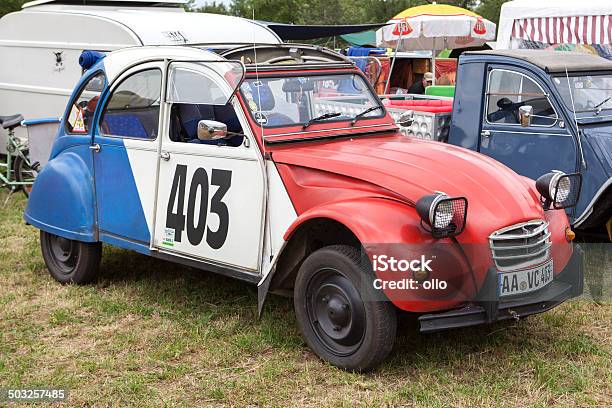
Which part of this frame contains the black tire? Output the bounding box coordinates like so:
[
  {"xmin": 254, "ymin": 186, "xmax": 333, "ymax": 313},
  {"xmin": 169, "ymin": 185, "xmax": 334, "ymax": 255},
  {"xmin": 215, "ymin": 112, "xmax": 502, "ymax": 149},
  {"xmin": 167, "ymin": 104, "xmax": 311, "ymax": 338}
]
[
  {"xmin": 40, "ymin": 231, "xmax": 102, "ymax": 284},
  {"xmin": 13, "ymin": 152, "xmax": 35, "ymax": 198},
  {"xmin": 293, "ymin": 245, "xmax": 397, "ymax": 372}
]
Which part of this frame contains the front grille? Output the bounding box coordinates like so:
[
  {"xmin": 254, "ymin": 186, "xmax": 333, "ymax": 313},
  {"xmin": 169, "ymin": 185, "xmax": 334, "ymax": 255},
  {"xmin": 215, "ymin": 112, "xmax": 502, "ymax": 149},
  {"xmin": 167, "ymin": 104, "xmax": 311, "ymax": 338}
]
[{"xmin": 489, "ymin": 220, "xmax": 552, "ymax": 271}]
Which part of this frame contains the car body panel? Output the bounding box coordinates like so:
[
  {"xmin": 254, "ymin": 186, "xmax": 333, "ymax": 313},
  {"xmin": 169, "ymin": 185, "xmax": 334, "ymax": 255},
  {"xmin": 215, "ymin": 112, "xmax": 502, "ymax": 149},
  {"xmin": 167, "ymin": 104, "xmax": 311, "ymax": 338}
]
[{"xmin": 25, "ymin": 145, "xmax": 97, "ymax": 242}]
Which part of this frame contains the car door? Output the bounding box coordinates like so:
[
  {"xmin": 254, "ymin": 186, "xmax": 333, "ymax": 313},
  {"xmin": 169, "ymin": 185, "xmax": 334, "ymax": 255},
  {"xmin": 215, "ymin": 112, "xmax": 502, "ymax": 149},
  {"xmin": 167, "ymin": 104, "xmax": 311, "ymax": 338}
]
[
  {"xmin": 152, "ymin": 61, "xmax": 265, "ymax": 273},
  {"xmin": 93, "ymin": 62, "xmax": 163, "ymax": 249},
  {"xmin": 479, "ymin": 67, "xmax": 579, "ymax": 180}
]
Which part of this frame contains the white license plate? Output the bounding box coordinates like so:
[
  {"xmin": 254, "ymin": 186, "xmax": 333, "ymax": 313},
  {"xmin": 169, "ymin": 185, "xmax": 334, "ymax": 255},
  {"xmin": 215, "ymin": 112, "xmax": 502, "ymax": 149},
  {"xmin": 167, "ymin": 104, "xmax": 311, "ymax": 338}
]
[{"xmin": 498, "ymin": 259, "xmax": 554, "ymax": 297}]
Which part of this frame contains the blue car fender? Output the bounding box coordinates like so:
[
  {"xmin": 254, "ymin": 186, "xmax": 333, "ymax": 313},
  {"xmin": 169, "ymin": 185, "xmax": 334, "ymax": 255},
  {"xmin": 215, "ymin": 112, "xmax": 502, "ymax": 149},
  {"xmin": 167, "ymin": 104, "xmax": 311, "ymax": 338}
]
[{"xmin": 24, "ymin": 146, "xmax": 97, "ymax": 242}]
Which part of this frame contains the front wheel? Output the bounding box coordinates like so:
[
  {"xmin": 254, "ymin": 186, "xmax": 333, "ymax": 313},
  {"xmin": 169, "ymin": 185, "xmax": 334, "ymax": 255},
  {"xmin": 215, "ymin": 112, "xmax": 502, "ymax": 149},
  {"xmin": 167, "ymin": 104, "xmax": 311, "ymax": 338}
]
[
  {"xmin": 294, "ymin": 245, "xmax": 397, "ymax": 372},
  {"xmin": 13, "ymin": 152, "xmax": 35, "ymax": 197},
  {"xmin": 40, "ymin": 231, "xmax": 102, "ymax": 284}
]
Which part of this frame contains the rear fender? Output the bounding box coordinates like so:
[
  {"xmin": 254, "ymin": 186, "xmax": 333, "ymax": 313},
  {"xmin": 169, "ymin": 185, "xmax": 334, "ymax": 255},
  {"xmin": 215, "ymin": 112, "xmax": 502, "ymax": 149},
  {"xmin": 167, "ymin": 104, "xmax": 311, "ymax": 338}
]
[{"xmin": 24, "ymin": 146, "xmax": 96, "ymax": 242}]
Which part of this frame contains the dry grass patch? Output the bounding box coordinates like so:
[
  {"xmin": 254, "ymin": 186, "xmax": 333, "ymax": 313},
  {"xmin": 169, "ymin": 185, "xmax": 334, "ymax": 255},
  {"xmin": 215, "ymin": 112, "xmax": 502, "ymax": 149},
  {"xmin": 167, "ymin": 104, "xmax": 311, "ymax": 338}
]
[{"xmin": 0, "ymin": 191, "xmax": 610, "ymax": 407}]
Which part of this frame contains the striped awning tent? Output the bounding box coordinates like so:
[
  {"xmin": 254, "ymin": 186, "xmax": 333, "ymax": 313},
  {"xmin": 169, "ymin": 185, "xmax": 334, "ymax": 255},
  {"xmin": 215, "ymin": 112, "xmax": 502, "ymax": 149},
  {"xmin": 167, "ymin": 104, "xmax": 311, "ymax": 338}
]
[
  {"xmin": 497, "ymin": 0, "xmax": 612, "ymax": 49},
  {"xmin": 512, "ymin": 15, "xmax": 612, "ymax": 45}
]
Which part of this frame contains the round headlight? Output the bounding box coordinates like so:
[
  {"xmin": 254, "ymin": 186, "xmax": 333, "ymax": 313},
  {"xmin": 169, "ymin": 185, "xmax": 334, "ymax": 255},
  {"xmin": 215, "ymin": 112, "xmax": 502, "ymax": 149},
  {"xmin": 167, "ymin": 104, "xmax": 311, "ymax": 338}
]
[
  {"xmin": 535, "ymin": 171, "xmax": 582, "ymax": 209},
  {"xmin": 415, "ymin": 193, "xmax": 468, "ymax": 238}
]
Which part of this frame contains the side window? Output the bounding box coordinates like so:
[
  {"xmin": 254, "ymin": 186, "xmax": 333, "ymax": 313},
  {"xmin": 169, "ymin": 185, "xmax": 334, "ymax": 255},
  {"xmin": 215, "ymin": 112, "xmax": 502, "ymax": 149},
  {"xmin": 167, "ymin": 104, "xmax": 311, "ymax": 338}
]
[
  {"xmin": 100, "ymin": 69, "xmax": 162, "ymax": 139},
  {"xmin": 66, "ymin": 72, "xmax": 105, "ymax": 134},
  {"xmin": 486, "ymin": 70, "xmax": 557, "ymax": 126},
  {"xmin": 169, "ymin": 103, "xmax": 244, "ymax": 147},
  {"xmin": 167, "ymin": 66, "xmax": 244, "ymax": 147}
]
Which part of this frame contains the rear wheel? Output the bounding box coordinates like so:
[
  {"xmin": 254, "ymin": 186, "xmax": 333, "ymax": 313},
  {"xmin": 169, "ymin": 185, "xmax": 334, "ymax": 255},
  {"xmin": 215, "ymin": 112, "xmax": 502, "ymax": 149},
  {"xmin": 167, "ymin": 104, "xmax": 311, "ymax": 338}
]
[
  {"xmin": 293, "ymin": 245, "xmax": 397, "ymax": 372},
  {"xmin": 40, "ymin": 231, "xmax": 102, "ymax": 284},
  {"xmin": 13, "ymin": 152, "xmax": 35, "ymax": 197}
]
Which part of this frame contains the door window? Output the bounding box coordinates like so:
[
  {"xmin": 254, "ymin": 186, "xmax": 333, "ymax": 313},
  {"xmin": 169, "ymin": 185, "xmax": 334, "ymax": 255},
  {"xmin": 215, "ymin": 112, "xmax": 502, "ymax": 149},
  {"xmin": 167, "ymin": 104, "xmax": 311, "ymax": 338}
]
[
  {"xmin": 166, "ymin": 61, "xmax": 245, "ymax": 106},
  {"xmin": 169, "ymin": 103, "xmax": 244, "ymax": 147},
  {"xmin": 66, "ymin": 72, "xmax": 105, "ymax": 134},
  {"xmin": 100, "ymin": 69, "xmax": 162, "ymax": 139},
  {"xmin": 486, "ymin": 70, "xmax": 557, "ymax": 127},
  {"xmin": 166, "ymin": 61, "xmax": 246, "ymax": 147}
]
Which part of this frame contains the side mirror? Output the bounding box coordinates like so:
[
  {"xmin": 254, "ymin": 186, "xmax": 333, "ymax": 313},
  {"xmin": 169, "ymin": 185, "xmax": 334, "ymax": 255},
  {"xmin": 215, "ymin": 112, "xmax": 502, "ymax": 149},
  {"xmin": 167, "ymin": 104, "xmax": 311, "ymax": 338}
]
[
  {"xmin": 197, "ymin": 120, "xmax": 227, "ymax": 141},
  {"xmin": 397, "ymin": 111, "xmax": 414, "ymax": 127},
  {"xmin": 519, "ymin": 105, "xmax": 533, "ymax": 127}
]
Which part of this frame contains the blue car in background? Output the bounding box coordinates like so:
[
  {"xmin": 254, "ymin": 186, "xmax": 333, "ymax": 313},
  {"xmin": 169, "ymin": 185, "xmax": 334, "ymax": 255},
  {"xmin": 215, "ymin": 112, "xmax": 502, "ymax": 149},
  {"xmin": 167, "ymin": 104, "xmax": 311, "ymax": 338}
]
[{"xmin": 391, "ymin": 50, "xmax": 612, "ymax": 238}]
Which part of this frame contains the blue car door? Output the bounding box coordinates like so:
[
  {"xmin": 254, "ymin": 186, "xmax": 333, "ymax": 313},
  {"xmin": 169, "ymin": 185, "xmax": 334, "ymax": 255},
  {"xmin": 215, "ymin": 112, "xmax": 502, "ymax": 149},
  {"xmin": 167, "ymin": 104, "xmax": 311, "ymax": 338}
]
[
  {"xmin": 92, "ymin": 62, "xmax": 163, "ymax": 251},
  {"xmin": 479, "ymin": 67, "xmax": 579, "ymax": 184}
]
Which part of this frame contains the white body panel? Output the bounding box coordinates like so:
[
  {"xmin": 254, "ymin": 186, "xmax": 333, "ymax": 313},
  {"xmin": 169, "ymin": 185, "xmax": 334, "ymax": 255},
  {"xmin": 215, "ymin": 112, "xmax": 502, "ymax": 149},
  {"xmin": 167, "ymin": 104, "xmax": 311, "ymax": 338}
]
[
  {"xmin": 0, "ymin": 2, "xmax": 280, "ymax": 153},
  {"xmin": 154, "ymin": 143, "xmax": 265, "ymax": 271}
]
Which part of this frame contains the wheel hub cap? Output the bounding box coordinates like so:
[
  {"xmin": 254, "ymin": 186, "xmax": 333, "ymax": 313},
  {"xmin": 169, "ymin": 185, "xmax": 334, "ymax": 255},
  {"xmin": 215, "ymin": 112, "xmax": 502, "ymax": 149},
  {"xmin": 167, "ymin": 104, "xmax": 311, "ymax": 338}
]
[{"xmin": 307, "ymin": 268, "xmax": 366, "ymax": 356}]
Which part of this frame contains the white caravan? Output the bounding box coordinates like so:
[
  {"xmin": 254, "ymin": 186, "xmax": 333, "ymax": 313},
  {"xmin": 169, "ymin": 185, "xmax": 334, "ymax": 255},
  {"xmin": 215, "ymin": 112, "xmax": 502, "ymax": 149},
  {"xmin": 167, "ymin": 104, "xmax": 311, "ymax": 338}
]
[{"xmin": 0, "ymin": 0, "xmax": 281, "ymax": 152}]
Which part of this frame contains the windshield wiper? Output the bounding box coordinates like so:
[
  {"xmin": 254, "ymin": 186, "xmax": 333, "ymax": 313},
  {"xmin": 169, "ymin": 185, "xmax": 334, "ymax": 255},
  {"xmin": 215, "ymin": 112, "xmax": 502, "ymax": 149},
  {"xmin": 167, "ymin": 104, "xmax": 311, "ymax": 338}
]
[
  {"xmin": 302, "ymin": 112, "xmax": 341, "ymax": 130},
  {"xmin": 594, "ymin": 96, "xmax": 612, "ymax": 115},
  {"xmin": 351, "ymin": 106, "xmax": 383, "ymax": 125}
]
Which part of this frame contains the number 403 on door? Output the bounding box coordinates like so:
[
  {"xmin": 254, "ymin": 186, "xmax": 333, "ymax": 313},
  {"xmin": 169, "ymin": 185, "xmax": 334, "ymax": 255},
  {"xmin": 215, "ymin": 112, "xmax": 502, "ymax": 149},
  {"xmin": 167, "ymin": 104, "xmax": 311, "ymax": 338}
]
[{"xmin": 166, "ymin": 164, "xmax": 232, "ymax": 250}]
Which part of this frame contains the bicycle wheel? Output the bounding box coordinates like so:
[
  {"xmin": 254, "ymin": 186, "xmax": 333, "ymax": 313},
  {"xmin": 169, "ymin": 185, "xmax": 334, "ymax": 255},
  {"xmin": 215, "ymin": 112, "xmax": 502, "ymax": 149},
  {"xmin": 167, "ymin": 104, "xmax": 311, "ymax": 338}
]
[{"xmin": 13, "ymin": 151, "xmax": 35, "ymax": 197}]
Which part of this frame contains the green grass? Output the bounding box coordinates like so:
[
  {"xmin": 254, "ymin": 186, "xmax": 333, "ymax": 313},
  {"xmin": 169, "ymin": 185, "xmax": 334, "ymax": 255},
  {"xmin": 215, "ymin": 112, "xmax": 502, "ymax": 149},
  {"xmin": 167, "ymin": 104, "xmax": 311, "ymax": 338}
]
[{"xmin": 0, "ymin": 190, "xmax": 611, "ymax": 407}]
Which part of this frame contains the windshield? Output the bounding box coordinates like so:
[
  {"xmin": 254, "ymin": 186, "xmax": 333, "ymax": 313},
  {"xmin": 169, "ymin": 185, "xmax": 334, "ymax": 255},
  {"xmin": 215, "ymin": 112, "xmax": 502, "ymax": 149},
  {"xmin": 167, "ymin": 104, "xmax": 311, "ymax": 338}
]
[
  {"xmin": 553, "ymin": 74, "xmax": 612, "ymax": 114},
  {"xmin": 239, "ymin": 73, "xmax": 384, "ymax": 128}
]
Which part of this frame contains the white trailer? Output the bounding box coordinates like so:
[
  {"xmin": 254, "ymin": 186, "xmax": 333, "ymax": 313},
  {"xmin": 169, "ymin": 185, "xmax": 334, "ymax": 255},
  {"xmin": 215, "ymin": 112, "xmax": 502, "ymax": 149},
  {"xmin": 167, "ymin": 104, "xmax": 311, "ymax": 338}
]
[{"xmin": 0, "ymin": 0, "xmax": 281, "ymax": 153}]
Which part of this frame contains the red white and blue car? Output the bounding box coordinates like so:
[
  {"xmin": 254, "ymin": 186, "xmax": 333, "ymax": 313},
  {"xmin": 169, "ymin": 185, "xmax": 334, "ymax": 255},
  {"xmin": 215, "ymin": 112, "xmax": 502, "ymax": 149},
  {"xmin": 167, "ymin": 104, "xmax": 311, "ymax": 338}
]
[{"xmin": 26, "ymin": 45, "xmax": 584, "ymax": 371}]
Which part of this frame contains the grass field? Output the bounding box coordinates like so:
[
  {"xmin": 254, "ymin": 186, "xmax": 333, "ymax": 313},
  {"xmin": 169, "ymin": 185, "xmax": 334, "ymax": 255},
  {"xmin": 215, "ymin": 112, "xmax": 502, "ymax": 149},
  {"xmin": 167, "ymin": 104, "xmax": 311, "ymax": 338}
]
[{"xmin": 1, "ymin": 191, "xmax": 611, "ymax": 407}]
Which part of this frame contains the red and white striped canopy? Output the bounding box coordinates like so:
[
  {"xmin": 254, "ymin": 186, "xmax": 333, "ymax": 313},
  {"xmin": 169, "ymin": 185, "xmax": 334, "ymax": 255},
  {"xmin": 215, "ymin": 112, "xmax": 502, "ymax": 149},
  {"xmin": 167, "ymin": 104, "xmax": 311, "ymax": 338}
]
[{"xmin": 512, "ymin": 15, "xmax": 612, "ymax": 45}]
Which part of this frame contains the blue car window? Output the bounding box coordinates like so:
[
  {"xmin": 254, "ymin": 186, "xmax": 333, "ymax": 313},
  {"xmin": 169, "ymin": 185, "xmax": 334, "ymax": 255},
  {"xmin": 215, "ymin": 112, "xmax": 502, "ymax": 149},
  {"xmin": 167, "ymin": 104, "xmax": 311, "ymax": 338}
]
[
  {"xmin": 100, "ymin": 69, "xmax": 162, "ymax": 139},
  {"xmin": 486, "ymin": 69, "xmax": 557, "ymax": 127}
]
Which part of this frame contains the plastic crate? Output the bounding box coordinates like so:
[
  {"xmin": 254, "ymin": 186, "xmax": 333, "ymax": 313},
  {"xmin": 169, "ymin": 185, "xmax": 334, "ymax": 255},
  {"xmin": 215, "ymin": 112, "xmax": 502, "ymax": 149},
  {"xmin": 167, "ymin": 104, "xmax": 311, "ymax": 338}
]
[{"xmin": 23, "ymin": 117, "xmax": 61, "ymax": 170}]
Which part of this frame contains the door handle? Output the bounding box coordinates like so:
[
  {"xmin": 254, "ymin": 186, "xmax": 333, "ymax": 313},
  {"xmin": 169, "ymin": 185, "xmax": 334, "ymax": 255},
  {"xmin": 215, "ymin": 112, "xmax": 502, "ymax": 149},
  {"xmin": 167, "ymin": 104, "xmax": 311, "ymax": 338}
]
[
  {"xmin": 89, "ymin": 143, "xmax": 101, "ymax": 153},
  {"xmin": 481, "ymin": 130, "xmax": 491, "ymax": 138},
  {"xmin": 160, "ymin": 151, "xmax": 171, "ymax": 161}
]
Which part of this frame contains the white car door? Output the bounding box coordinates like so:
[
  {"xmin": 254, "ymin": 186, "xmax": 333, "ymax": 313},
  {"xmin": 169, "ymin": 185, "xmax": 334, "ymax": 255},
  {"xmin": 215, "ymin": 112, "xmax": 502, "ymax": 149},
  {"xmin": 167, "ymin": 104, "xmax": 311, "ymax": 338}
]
[{"xmin": 152, "ymin": 61, "xmax": 266, "ymax": 274}]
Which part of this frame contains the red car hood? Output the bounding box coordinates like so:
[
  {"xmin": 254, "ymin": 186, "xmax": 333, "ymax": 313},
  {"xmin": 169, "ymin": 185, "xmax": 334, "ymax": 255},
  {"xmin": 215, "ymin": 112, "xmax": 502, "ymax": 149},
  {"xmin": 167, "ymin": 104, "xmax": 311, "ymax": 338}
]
[{"xmin": 272, "ymin": 133, "xmax": 545, "ymax": 240}]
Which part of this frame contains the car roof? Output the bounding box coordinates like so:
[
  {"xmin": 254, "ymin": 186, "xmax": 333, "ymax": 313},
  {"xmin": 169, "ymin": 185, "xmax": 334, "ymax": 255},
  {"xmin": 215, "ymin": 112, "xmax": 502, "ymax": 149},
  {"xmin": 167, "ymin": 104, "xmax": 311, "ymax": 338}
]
[
  {"xmin": 466, "ymin": 49, "xmax": 612, "ymax": 73},
  {"xmin": 101, "ymin": 46, "xmax": 223, "ymax": 82}
]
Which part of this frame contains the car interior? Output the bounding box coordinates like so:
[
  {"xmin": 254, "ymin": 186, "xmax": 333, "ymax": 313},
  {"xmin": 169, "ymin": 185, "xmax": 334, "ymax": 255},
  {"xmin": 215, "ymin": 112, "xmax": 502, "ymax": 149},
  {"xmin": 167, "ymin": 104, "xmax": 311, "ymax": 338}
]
[{"xmin": 169, "ymin": 103, "xmax": 245, "ymax": 146}]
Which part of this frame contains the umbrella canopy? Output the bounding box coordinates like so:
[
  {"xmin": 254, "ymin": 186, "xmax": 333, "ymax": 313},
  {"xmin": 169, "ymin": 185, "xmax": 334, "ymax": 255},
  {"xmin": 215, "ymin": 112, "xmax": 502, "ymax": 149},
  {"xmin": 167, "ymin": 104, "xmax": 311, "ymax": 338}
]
[{"xmin": 376, "ymin": 4, "xmax": 496, "ymax": 51}]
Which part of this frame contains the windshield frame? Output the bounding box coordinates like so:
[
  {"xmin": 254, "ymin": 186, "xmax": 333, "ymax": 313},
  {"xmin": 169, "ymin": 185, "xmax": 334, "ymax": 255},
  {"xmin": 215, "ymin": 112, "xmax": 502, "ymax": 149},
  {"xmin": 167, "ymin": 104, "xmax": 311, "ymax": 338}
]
[
  {"xmin": 552, "ymin": 70, "xmax": 612, "ymax": 115},
  {"xmin": 238, "ymin": 70, "xmax": 387, "ymax": 130}
]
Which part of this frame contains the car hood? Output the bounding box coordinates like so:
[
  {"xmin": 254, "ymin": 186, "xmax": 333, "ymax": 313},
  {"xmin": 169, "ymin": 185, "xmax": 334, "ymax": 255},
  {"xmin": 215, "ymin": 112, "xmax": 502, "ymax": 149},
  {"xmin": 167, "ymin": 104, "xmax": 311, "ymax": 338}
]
[{"xmin": 272, "ymin": 133, "xmax": 545, "ymax": 237}]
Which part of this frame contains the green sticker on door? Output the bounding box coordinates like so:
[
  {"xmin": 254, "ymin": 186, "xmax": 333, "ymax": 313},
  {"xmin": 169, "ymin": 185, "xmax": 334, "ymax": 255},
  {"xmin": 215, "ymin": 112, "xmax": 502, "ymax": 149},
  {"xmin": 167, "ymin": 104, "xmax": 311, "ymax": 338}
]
[{"xmin": 162, "ymin": 228, "xmax": 175, "ymax": 247}]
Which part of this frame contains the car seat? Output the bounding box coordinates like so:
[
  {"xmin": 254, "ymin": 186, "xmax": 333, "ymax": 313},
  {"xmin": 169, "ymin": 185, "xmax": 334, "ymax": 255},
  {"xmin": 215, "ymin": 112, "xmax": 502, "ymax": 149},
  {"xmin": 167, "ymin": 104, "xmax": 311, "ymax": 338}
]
[
  {"xmin": 102, "ymin": 113, "xmax": 148, "ymax": 138},
  {"xmin": 250, "ymin": 82, "xmax": 293, "ymax": 126}
]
